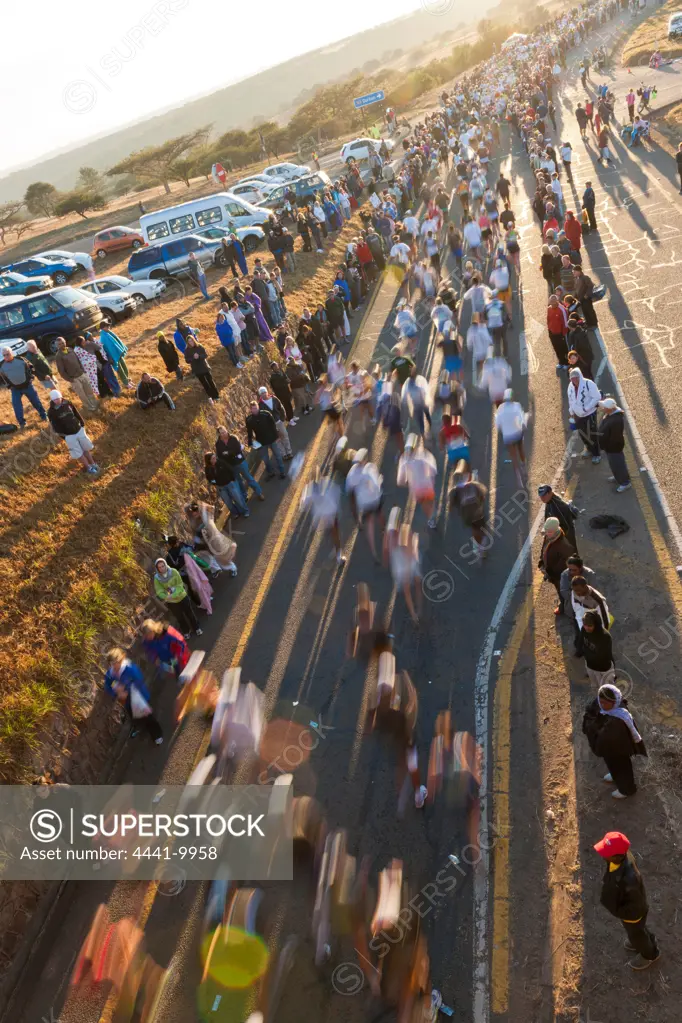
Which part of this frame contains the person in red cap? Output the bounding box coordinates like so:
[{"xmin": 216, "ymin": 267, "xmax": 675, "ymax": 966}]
[{"xmin": 594, "ymin": 831, "xmax": 660, "ymax": 970}]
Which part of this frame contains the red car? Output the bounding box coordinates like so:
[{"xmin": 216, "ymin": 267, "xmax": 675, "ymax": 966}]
[{"xmin": 92, "ymin": 226, "xmax": 144, "ymax": 259}]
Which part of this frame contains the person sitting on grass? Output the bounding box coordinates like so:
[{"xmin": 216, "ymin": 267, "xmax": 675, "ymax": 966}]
[{"xmin": 136, "ymin": 372, "xmax": 176, "ymax": 412}]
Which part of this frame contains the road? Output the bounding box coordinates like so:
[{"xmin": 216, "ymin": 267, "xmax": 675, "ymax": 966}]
[{"xmin": 8, "ymin": 10, "xmax": 682, "ymax": 1023}]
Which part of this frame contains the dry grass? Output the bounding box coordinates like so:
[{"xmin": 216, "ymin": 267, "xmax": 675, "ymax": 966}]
[
  {"xmin": 622, "ymin": 0, "xmax": 682, "ymax": 66},
  {"xmin": 656, "ymin": 98, "xmax": 682, "ymax": 146},
  {"xmin": 0, "ymin": 215, "xmax": 364, "ymax": 779}
]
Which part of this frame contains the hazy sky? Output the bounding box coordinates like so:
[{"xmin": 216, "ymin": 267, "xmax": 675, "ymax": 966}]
[{"xmin": 1, "ymin": 0, "xmax": 426, "ymax": 174}]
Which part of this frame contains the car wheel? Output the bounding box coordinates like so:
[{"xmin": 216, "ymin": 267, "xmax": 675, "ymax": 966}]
[
  {"xmin": 132, "ymin": 240, "xmax": 142, "ymax": 250},
  {"xmin": 244, "ymin": 234, "xmax": 260, "ymax": 253},
  {"xmin": 25, "ymin": 288, "xmax": 39, "ymax": 296},
  {"xmin": 131, "ymin": 293, "xmax": 146, "ymax": 306},
  {"xmin": 215, "ymin": 252, "xmax": 229, "ymax": 267},
  {"xmin": 149, "ymin": 269, "xmax": 166, "ymax": 280},
  {"xmin": 53, "ymin": 271, "xmax": 68, "ymax": 285},
  {"xmin": 100, "ymin": 311, "xmax": 114, "ymax": 327},
  {"xmin": 40, "ymin": 335, "xmax": 60, "ymax": 357},
  {"xmin": 96, "ymin": 249, "xmax": 107, "ymax": 259}
]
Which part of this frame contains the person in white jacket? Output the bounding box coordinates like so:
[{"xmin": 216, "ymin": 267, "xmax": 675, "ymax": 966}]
[
  {"xmin": 495, "ymin": 387, "xmax": 529, "ymax": 480},
  {"xmin": 567, "ymin": 367, "xmax": 601, "ymax": 462}
]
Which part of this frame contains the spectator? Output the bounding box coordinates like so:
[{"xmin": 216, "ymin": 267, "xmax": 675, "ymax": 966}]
[
  {"xmin": 286, "ymin": 358, "xmax": 312, "ymax": 418},
  {"xmin": 55, "ymin": 337, "xmax": 98, "ymax": 411},
  {"xmin": 47, "ymin": 390, "xmax": 99, "ymax": 474},
  {"xmin": 216, "ymin": 312, "xmax": 243, "ymax": 368},
  {"xmin": 269, "ymin": 360, "xmax": 295, "ymax": 421},
  {"xmin": 580, "ymin": 610, "xmax": 615, "ymax": 688},
  {"xmin": 583, "ymin": 684, "xmax": 647, "ymax": 799},
  {"xmin": 215, "ymin": 425, "xmax": 264, "ymax": 502},
  {"xmin": 188, "ymin": 252, "xmax": 209, "ymax": 299},
  {"xmin": 204, "ymin": 451, "xmax": 249, "ymax": 518},
  {"xmin": 25, "ymin": 340, "xmax": 57, "ymax": 390},
  {"xmin": 538, "ymin": 483, "xmax": 579, "ymax": 551},
  {"xmin": 568, "ymin": 366, "xmax": 601, "ymax": 462},
  {"xmin": 99, "ymin": 326, "xmax": 132, "ymax": 389},
  {"xmin": 136, "ymin": 372, "xmax": 175, "ymax": 411},
  {"xmin": 184, "ymin": 334, "xmax": 220, "ymax": 402},
  {"xmin": 0, "ymin": 347, "xmax": 48, "ymax": 428},
  {"xmin": 258, "ymin": 385, "xmax": 293, "ymax": 455},
  {"xmin": 592, "ymin": 830, "xmax": 659, "ymax": 968},
  {"xmin": 157, "ymin": 331, "xmax": 183, "ymax": 380},
  {"xmin": 597, "ymin": 398, "xmax": 631, "ymax": 492},
  {"xmin": 538, "ymin": 517, "xmax": 576, "ymax": 614},
  {"xmin": 245, "ymin": 399, "xmax": 286, "ymax": 479},
  {"xmin": 547, "ymin": 294, "xmax": 569, "ymax": 368},
  {"xmin": 153, "ymin": 557, "xmax": 202, "ymax": 637},
  {"xmin": 72, "ymin": 337, "xmax": 100, "ymax": 398}
]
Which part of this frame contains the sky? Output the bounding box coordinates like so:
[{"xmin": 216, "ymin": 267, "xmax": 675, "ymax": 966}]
[{"xmin": 1, "ymin": 0, "xmax": 426, "ymax": 174}]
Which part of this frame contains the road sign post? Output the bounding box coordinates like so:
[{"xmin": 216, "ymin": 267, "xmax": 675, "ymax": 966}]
[{"xmin": 353, "ymin": 90, "xmax": 385, "ymax": 132}]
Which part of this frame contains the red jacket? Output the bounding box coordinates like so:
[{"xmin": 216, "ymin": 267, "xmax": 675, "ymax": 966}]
[
  {"xmin": 356, "ymin": 242, "xmax": 373, "ymax": 265},
  {"xmin": 547, "ymin": 304, "xmax": 568, "ymax": 336},
  {"xmin": 543, "ymin": 217, "xmax": 559, "ymax": 239},
  {"xmin": 563, "ymin": 216, "xmax": 582, "ymax": 250}
]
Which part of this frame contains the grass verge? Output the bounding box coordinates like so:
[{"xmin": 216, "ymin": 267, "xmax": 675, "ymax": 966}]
[{"xmin": 622, "ymin": 0, "xmax": 682, "ymax": 66}]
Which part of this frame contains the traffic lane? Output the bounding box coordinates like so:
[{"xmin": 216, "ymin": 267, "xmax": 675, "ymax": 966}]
[{"xmin": 554, "ymin": 71, "xmax": 682, "ymax": 534}]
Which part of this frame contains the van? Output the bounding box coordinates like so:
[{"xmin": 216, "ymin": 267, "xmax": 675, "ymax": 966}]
[
  {"xmin": 0, "ymin": 287, "xmax": 103, "ymax": 356},
  {"xmin": 139, "ymin": 192, "xmax": 270, "ymax": 246}
]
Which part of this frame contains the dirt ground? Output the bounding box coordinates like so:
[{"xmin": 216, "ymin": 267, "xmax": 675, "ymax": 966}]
[{"xmin": 621, "ymin": 0, "xmax": 682, "ymax": 66}]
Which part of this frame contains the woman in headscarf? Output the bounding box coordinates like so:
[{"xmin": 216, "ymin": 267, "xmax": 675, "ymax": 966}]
[
  {"xmin": 243, "ymin": 286, "xmax": 273, "ymax": 343},
  {"xmin": 152, "ymin": 558, "xmax": 202, "ymax": 637},
  {"xmin": 580, "ymin": 609, "xmax": 615, "ymax": 688},
  {"xmin": 99, "ymin": 326, "xmax": 132, "ymax": 388},
  {"xmin": 582, "ymin": 683, "xmax": 647, "ymax": 799},
  {"xmin": 82, "ymin": 331, "xmax": 119, "ymax": 397}
]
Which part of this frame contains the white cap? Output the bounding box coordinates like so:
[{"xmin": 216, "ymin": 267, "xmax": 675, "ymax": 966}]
[
  {"xmin": 49, "ymin": 389, "xmax": 62, "ymax": 401},
  {"xmin": 257, "ymin": 386, "xmax": 268, "ymax": 396},
  {"xmin": 503, "ymin": 388, "xmax": 513, "ymax": 400},
  {"xmin": 599, "ymin": 397, "xmax": 617, "ymax": 410},
  {"xmin": 353, "ymin": 448, "xmax": 368, "ymax": 463}
]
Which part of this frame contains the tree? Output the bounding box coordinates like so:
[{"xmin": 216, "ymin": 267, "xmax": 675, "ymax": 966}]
[
  {"xmin": 77, "ymin": 166, "xmax": 105, "ymax": 190},
  {"xmin": 106, "ymin": 127, "xmax": 212, "ymax": 194},
  {"xmin": 24, "ymin": 182, "xmax": 57, "ymax": 219},
  {"xmin": 0, "ymin": 200, "xmax": 26, "ymax": 231},
  {"xmin": 53, "ymin": 188, "xmax": 107, "ymax": 219}
]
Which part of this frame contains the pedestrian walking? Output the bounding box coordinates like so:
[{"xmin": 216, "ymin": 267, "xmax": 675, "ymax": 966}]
[
  {"xmin": 583, "ymin": 683, "xmax": 647, "ymax": 799},
  {"xmin": 141, "ymin": 619, "xmax": 190, "ymax": 682},
  {"xmin": 593, "ymin": 831, "xmax": 660, "ymax": 969},
  {"xmin": 560, "ymin": 142, "xmax": 573, "ymax": 183},
  {"xmin": 105, "ymin": 648, "xmax": 164, "ymax": 743},
  {"xmin": 582, "ymin": 182, "xmax": 598, "ymax": 231}
]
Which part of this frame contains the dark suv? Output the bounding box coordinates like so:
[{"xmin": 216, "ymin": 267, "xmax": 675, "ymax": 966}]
[
  {"xmin": 0, "ymin": 287, "xmax": 103, "ymax": 356},
  {"xmin": 127, "ymin": 234, "xmax": 229, "ymax": 281}
]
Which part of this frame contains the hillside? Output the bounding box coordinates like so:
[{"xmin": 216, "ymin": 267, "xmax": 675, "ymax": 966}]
[{"xmin": 0, "ymin": 1, "xmax": 495, "ymax": 203}]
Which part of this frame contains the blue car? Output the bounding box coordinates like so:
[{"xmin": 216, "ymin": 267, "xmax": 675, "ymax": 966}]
[
  {"xmin": 0, "ymin": 255, "xmax": 77, "ymax": 286},
  {"xmin": 0, "ymin": 271, "xmax": 53, "ymax": 296}
]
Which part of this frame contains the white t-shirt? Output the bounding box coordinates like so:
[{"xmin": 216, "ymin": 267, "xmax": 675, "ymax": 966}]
[
  {"xmin": 390, "ymin": 242, "xmax": 410, "ymax": 266},
  {"xmin": 496, "ymin": 400, "xmax": 526, "ymax": 441},
  {"xmin": 463, "ymin": 222, "xmax": 482, "ymax": 247},
  {"xmin": 397, "ymin": 451, "xmax": 437, "ymax": 494},
  {"xmin": 301, "ymin": 481, "xmax": 341, "ymax": 526},
  {"xmin": 479, "ymin": 357, "xmax": 511, "ymax": 401},
  {"xmin": 346, "ymin": 462, "xmax": 383, "ymax": 511},
  {"xmin": 403, "ymin": 216, "xmax": 420, "ymax": 237}
]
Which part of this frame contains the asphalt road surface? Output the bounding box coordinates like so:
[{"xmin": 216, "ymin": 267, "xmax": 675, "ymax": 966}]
[{"xmin": 10, "ymin": 11, "xmax": 682, "ymax": 1023}]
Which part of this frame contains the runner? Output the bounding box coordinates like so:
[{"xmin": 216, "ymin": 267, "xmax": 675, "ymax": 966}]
[
  {"xmin": 495, "ymin": 387, "xmax": 529, "ymax": 487},
  {"xmin": 300, "ymin": 471, "xmax": 346, "ymax": 564},
  {"xmin": 397, "ymin": 434, "xmax": 438, "ymax": 529}
]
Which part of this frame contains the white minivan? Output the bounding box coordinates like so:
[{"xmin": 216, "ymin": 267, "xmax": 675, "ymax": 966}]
[{"xmin": 139, "ymin": 192, "xmax": 271, "ymax": 246}]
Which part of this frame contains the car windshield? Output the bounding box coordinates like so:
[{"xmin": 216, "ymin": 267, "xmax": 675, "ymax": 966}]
[{"xmin": 53, "ymin": 287, "xmax": 92, "ymax": 309}]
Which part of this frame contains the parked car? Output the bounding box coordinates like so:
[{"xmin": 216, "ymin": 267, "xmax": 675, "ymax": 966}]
[
  {"xmin": 74, "ymin": 286, "xmax": 136, "ymax": 326},
  {"xmin": 257, "ymin": 172, "xmax": 332, "ymax": 213},
  {"xmin": 230, "ymin": 182, "xmax": 268, "ymax": 204},
  {"xmin": 127, "ymin": 234, "xmax": 231, "ymax": 281},
  {"xmin": 139, "ymin": 193, "xmax": 270, "ymax": 245},
  {"xmin": 0, "ymin": 337, "xmax": 29, "ymax": 363},
  {"xmin": 668, "ymin": 11, "xmax": 682, "ymax": 37},
  {"xmin": 79, "ymin": 274, "xmax": 167, "ymax": 307},
  {"xmin": 0, "ymin": 255, "xmax": 77, "ymax": 286},
  {"xmin": 192, "ymin": 225, "xmax": 265, "ymax": 253},
  {"xmin": 235, "ymin": 175, "xmax": 280, "ymax": 195},
  {"xmin": 0, "ymin": 271, "xmax": 53, "ymax": 296},
  {"xmin": 92, "ymin": 226, "xmax": 145, "ymax": 259},
  {"xmin": 37, "ymin": 248, "xmax": 91, "ymax": 272},
  {"xmin": 260, "ymin": 162, "xmax": 310, "ymax": 183},
  {"xmin": 339, "ymin": 137, "xmax": 394, "ymax": 164},
  {"xmin": 0, "ymin": 287, "xmax": 103, "ymax": 356}
]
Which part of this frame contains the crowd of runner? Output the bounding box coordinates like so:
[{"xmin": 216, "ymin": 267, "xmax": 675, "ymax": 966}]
[{"xmin": 72, "ymin": 0, "xmax": 668, "ymax": 1015}]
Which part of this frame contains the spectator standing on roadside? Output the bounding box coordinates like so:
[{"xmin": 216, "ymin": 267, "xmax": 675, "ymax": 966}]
[
  {"xmin": 560, "ymin": 141, "xmax": 574, "ymax": 183},
  {"xmin": 25, "ymin": 340, "xmax": 57, "ymax": 390},
  {"xmin": 592, "ymin": 831, "xmax": 660, "ymax": 969},
  {"xmin": 188, "ymin": 252, "xmax": 209, "ymax": 300},
  {"xmin": 184, "ymin": 334, "xmax": 220, "ymax": 402},
  {"xmin": 246, "ymin": 399, "xmax": 286, "ymax": 479},
  {"xmin": 157, "ymin": 331, "xmax": 183, "ymax": 381},
  {"xmin": 215, "ymin": 425, "xmax": 264, "ymax": 503},
  {"xmin": 0, "ymin": 347, "xmax": 48, "ymax": 428},
  {"xmin": 99, "ymin": 325, "xmax": 132, "ymax": 389},
  {"xmin": 47, "ymin": 390, "xmax": 99, "ymax": 474},
  {"xmin": 538, "ymin": 517, "xmax": 576, "ymax": 614},
  {"xmin": 55, "ymin": 337, "xmax": 98, "ymax": 411},
  {"xmin": 538, "ymin": 483, "xmax": 579, "ymax": 551},
  {"xmin": 583, "ymin": 683, "xmax": 647, "ymax": 800},
  {"xmin": 582, "ymin": 181, "xmax": 598, "ymax": 232},
  {"xmin": 259, "ymin": 385, "xmax": 293, "ymax": 453},
  {"xmin": 597, "ymin": 398, "xmax": 631, "ymax": 491},
  {"xmin": 568, "ymin": 366, "xmax": 601, "ymax": 462}
]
